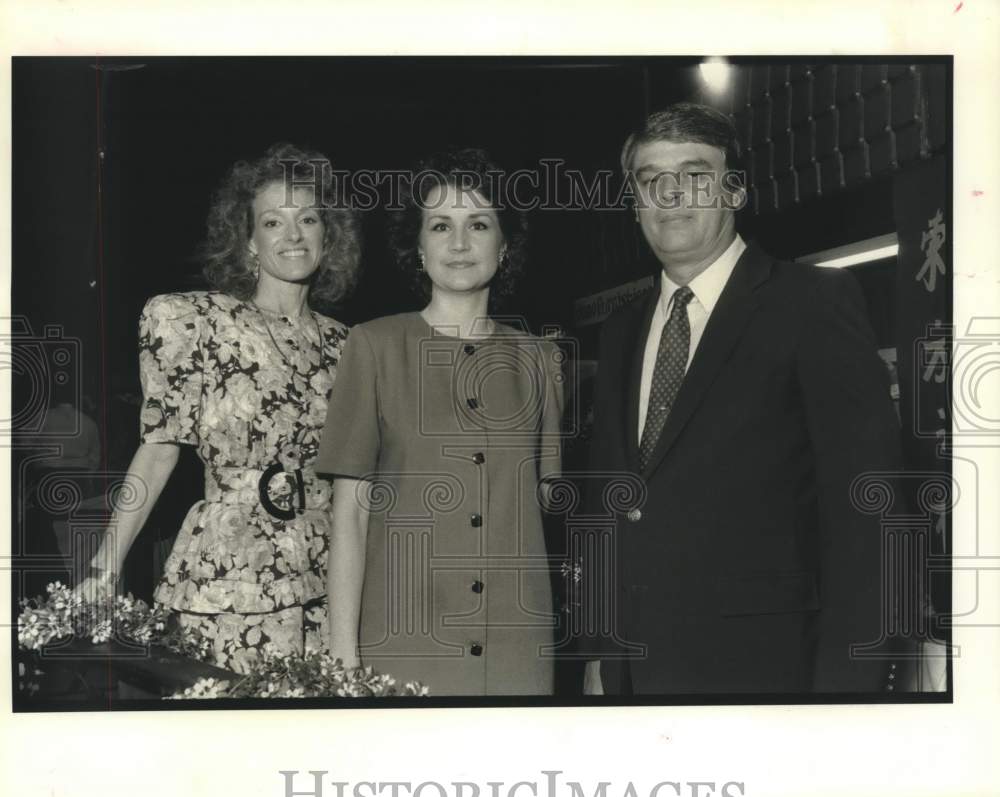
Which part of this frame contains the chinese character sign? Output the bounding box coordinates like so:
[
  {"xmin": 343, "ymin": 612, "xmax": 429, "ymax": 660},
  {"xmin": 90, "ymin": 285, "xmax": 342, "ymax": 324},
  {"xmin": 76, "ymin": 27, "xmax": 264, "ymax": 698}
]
[{"xmin": 916, "ymin": 209, "xmax": 947, "ymax": 292}]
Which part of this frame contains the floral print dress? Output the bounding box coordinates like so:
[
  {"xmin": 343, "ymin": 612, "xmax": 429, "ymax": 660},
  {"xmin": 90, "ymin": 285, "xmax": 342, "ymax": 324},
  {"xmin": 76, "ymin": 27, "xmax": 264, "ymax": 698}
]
[{"xmin": 138, "ymin": 291, "xmax": 348, "ymax": 674}]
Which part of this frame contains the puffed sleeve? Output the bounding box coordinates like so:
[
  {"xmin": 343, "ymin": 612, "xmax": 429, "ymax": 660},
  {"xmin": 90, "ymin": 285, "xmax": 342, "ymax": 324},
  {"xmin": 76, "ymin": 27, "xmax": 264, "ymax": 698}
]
[
  {"xmin": 314, "ymin": 325, "xmax": 381, "ymax": 479},
  {"xmin": 138, "ymin": 293, "xmax": 204, "ymax": 446},
  {"xmin": 538, "ymin": 339, "xmax": 565, "ymax": 483}
]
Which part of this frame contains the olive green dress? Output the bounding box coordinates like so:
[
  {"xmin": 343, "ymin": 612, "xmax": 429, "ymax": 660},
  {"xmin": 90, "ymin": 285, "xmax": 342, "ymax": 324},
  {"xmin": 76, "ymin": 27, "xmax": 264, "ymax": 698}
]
[{"xmin": 315, "ymin": 312, "xmax": 563, "ymax": 695}]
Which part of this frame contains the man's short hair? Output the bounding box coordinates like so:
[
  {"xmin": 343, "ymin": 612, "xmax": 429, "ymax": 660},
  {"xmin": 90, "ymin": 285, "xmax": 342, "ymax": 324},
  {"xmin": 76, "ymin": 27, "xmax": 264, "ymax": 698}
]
[{"xmin": 620, "ymin": 102, "xmax": 745, "ymax": 180}]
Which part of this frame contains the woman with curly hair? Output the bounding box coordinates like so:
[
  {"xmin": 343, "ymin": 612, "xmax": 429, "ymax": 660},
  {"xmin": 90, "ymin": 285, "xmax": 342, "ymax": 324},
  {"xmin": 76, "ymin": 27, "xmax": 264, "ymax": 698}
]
[
  {"xmin": 77, "ymin": 143, "xmax": 361, "ymax": 674},
  {"xmin": 316, "ymin": 147, "xmax": 563, "ymax": 695}
]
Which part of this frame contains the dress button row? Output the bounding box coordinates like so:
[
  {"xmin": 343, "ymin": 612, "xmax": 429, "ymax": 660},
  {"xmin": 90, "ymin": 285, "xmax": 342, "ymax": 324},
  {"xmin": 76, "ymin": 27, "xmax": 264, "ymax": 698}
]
[
  {"xmin": 464, "ymin": 344, "xmax": 476, "ymax": 356},
  {"xmin": 472, "ymin": 452, "xmax": 485, "ymax": 465},
  {"xmin": 471, "ymin": 580, "xmax": 484, "ymax": 594},
  {"xmin": 627, "ymin": 508, "xmax": 642, "ymax": 522},
  {"xmin": 470, "ymin": 642, "xmax": 483, "ymax": 656},
  {"xmin": 470, "ymin": 513, "xmax": 483, "ymax": 527},
  {"xmin": 466, "ymin": 397, "xmax": 480, "ymax": 410}
]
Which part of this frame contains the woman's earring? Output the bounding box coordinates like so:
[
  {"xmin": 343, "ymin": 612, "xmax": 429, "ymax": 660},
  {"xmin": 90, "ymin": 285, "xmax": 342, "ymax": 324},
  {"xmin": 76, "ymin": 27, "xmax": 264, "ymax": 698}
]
[
  {"xmin": 499, "ymin": 247, "xmax": 508, "ymax": 267},
  {"xmin": 417, "ymin": 251, "xmax": 426, "ymax": 272},
  {"xmin": 250, "ymin": 251, "xmax": 261, "ymax": 281}
]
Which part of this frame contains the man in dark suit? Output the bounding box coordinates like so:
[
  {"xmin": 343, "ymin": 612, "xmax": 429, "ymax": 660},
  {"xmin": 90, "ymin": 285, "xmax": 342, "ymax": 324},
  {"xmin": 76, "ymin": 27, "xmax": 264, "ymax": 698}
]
[{"xmin": 580, "ymin": 103, "xmax": 902, "ymax": 695}]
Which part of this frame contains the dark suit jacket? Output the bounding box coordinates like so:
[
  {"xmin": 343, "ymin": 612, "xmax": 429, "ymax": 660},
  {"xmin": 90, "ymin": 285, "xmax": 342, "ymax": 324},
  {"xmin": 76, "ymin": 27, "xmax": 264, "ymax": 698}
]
[{"xmin": 581, "ymin": 242, "xmax": 902, "ymax": 695}]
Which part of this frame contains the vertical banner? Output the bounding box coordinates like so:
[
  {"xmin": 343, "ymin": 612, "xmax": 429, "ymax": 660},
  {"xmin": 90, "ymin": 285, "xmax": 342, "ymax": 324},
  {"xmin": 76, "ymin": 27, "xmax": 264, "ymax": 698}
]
[{"xmin": 893, "ymin": 154, "xmax": 952, "ymax": 688}]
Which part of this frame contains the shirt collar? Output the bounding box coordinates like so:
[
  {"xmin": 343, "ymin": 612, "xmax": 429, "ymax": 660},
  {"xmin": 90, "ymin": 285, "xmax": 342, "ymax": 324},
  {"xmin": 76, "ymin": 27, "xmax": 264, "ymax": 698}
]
[{"xmin": 659, "ymin": 234, "xmax": 747, "ymax": 318}]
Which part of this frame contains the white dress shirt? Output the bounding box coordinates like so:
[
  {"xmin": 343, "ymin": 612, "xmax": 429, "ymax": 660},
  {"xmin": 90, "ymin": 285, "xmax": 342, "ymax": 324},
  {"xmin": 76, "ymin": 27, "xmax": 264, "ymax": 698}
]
[{"xmin": 637, "ymin": 235, "xmax": 747, "ymax": 442}]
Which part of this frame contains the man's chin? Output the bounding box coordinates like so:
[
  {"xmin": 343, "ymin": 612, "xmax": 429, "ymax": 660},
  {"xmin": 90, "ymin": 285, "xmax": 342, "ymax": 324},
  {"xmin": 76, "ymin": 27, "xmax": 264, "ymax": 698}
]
[{"xmin": 651, "ymin": 239, "xmax": 699, "ymax": 262}]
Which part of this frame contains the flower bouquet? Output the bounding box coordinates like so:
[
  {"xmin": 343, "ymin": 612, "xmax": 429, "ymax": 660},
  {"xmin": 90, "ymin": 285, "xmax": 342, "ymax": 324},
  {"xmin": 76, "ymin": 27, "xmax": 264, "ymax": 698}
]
[
  {"xmin": 166, "ymin": 652, "xmax": 429, "ymax": 699},
  {"xmin": 17, "ymin": 582, "xmax": 427, "ymax": 700}
]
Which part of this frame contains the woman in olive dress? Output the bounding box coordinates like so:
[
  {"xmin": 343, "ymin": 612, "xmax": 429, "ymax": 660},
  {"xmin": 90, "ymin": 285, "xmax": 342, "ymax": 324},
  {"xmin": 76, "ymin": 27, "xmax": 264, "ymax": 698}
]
[
  {"xmin": 77, "ymin": 143, "xmax": 360, "ymax": 674},
  {"xmin": 316, "ymin": 148, "xmax": 563, "ymax": 695}
]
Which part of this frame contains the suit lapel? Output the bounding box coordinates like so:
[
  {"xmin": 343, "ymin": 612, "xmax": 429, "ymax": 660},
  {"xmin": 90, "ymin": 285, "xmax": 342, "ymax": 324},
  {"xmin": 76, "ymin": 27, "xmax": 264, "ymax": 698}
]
[
  {"xmin": 623, "ymin": 288, "xmax": 661, "ymax": 473},
  {"xmin": 641, "ymin": 243, "xmax": 774, "ymax": 479}
]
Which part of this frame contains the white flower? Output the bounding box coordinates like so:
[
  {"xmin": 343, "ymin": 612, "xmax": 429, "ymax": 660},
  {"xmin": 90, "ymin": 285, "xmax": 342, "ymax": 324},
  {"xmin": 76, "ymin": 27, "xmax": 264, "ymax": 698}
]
[{"xmin": 167, "ymin": 677, "xmax": 230, "ymax": 699}]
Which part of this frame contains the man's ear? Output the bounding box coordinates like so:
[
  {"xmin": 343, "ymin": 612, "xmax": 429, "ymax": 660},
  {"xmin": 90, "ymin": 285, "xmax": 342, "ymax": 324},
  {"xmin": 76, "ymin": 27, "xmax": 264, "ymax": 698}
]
[
  {"xmin": 729, "ymin": 186, "xmax": 748, "ymax": 212},
  {"xmin": 722, "ymin": 169, "xmax": 748, "ymax": 211}
]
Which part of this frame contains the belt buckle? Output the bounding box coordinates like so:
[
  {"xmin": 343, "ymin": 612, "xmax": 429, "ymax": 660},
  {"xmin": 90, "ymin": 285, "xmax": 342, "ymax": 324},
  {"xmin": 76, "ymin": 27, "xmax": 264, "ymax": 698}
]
[{"xmin": 258, "ymin": 462, "xmax": 306, "ymax": 521}]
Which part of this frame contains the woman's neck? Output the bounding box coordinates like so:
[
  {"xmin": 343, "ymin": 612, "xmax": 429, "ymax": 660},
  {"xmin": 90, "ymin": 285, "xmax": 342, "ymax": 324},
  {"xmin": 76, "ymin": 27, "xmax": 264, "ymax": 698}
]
[
  {"xmin": 252, "ymin": 277, "xmax": 310, "ymax": 317},
  {"xmin": 421, "ymin": 290, "xmax": 492, "ymax": 339}
]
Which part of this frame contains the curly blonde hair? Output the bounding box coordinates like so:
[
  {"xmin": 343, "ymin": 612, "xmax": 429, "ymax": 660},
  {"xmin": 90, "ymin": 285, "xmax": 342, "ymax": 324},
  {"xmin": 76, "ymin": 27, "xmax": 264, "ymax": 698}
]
[{"xmin": 201, "ymin": 142, "xmax": 362, "ymax": 309}]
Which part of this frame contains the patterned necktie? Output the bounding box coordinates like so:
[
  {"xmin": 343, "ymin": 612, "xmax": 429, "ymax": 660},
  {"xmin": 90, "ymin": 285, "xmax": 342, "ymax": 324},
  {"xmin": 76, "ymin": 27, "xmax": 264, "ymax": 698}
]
[{"xmin": 638, "ymin": 285, "xmax": 694, "ymax": 471}]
